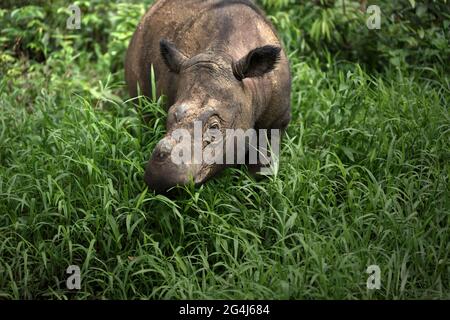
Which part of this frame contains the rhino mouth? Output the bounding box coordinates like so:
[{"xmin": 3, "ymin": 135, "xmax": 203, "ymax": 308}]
[
  {"xmin": 194, "ymin": 163, "xmax": 225, "ymax": 185},
  {"xmin": 145, "ymin": 156, "xmax": 222, "ymax": 193},
  {"xmin": 144, "ymin": 145, "xmax": 211, "ymax": 193}
]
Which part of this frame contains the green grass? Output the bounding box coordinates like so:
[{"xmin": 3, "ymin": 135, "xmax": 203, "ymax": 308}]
[{"xmin": 0, "ymin": 1, "xmax": 449, "ymax": 299}]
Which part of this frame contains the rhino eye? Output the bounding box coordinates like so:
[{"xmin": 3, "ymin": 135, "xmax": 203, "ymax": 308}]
[{"xmin": 209, "ymin": 121, "xmax": 220, "ymax": 130}]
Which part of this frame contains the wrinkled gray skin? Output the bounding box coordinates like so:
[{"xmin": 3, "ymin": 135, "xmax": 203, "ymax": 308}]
[{"xmin": 125, "ymin": 0, "xmax": 291, "ymax": 193}]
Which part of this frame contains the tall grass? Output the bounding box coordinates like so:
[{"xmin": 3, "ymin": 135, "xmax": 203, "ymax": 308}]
[{"xmin": 0, "ymin": 0, "xmax": 448, "ymax": 299}]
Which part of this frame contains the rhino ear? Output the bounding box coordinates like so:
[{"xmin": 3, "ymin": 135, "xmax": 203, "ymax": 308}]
[
  {"xmin": 160, "ymin": 39, "xmax": 188, "ymax": 73},
  {"xmin": 232, "ymin": 45, "xmax": 281, "ymax": 81}
]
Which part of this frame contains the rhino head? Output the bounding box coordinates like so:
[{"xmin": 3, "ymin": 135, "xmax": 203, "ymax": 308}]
[{"xmin": 145, "ymin": 39, "xmax": 281, "ymax": 193}]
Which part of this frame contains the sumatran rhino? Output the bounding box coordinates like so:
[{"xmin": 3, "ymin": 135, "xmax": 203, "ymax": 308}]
[{"xmin": 125, "ymin": 0, "xmax": 291, "ymax": 193}]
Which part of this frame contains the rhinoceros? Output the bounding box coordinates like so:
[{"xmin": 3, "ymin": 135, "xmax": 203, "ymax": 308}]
[{"xmin": 125, "ymin": 0, "xmax": 291, "ymax": 193}]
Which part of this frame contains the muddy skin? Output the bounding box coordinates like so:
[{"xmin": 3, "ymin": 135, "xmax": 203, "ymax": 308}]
[{"xmin": 125, "ymin": 0, "xmax": 292, "ymax": 193}]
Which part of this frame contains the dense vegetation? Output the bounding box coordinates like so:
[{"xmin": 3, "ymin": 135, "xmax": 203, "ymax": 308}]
[{"xmin": 0, "ymin": 0, "xmax": 448, "ymax": 299}]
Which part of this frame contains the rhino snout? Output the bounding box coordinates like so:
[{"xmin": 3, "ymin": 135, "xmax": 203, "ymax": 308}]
[
  {"xmin": 144, "ymin": 136, "xmax": 193, "ymax": 193},
  {"xmin": 153, "ymin": 137, "xmax": 176, "ymax": 162}
]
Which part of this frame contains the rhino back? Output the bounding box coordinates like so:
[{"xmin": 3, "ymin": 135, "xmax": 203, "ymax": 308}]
[{"xmin": 125, "ymin": 0, "xmax": 287, "ymax": 106}]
